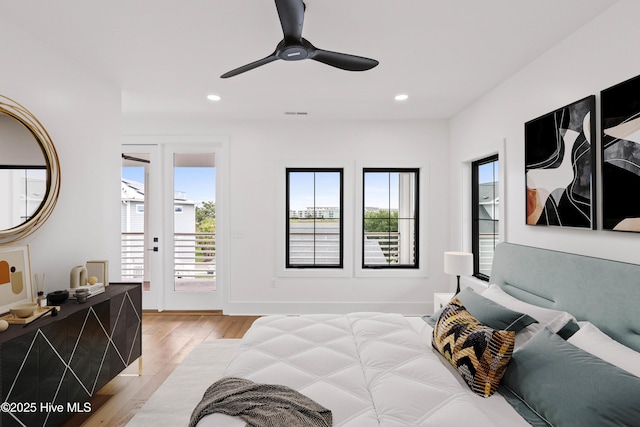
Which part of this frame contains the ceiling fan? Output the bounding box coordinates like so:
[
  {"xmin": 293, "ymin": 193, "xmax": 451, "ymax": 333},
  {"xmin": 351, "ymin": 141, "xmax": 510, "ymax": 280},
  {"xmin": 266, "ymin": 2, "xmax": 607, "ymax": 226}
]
[{"xmin": 220, "ymin": 0, "xmax": 379, "ymax": 78}]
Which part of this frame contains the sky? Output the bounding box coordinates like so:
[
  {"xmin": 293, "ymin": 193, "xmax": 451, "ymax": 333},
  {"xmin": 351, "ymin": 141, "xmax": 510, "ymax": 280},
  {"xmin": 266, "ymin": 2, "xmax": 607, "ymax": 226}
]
[
  {"xmin": 478, "ymin": 160, "xmax": 499, "ymax": 184},
  {"xmin": 122, "ymin": 166, "xmax": 215, "ymax": 204},
  {"xmin": 288, "ymin": 171, "xmax": 404, "ymax": 211}
]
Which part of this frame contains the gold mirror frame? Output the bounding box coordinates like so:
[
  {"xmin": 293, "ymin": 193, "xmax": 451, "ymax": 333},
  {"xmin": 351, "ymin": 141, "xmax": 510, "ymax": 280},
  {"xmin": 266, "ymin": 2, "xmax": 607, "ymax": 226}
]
[{"xmin": 0, "ymin": 95, "xmax": 61, "ymax": 244}]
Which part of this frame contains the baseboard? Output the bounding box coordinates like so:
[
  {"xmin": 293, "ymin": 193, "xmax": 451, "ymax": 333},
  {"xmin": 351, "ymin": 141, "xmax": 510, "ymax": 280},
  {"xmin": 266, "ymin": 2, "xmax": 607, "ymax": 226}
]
[
  {"xmin": 221, "ymin": 301, "xmax": 430, "ymax": 316},
  {"xmin": 142, "ymin": 309, "xmax": 224, "ymax": 316}
]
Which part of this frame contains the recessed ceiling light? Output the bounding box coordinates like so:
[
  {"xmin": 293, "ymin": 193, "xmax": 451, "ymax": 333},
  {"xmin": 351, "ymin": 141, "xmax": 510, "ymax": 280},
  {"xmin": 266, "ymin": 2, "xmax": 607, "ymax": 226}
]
[
  {"xmin": 395, "ymin": 94, "xmax": 409, "ymax": 101},
  {"xmin": 207, "ymin": 94, "xmax": 221, "ymax": 101}
]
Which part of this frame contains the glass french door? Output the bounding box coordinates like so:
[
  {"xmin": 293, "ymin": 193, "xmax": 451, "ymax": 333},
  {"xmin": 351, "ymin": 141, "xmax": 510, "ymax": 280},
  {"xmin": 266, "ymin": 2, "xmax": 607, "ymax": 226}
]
[{"xmin": 121, "ymin": 143, "xmax": 222, "ymax": 311}]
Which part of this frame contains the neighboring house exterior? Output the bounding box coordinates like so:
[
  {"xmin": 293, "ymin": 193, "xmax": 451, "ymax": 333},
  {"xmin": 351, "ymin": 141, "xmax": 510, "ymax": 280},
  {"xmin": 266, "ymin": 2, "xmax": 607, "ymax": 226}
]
[
  {"xmin": 289, "ymin": 206, "xmax": 341, "ymax": 219},
  {"xmin": 478, "ymin": 182, "xmax": 499, "ymax": 231},
  {"xmin": 120, "ymin": 179, "xmax": 200, "ymax": 279},
  {"xmin": 120, "ymin": 178, "xmax": 196, "ymax": 233}
]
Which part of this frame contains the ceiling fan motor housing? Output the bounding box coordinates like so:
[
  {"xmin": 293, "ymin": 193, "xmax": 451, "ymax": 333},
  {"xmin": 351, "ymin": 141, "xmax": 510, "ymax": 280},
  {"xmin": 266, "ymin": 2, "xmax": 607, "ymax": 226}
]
[{"xmin": 279, "ymin": 41, "xmax": 310, "ymax": 61}]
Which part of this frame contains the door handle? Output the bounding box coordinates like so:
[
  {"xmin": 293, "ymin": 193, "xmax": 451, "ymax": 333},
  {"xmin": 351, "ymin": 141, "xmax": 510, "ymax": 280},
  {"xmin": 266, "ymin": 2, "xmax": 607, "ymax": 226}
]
[{"xmin": 147, "ymin": 238, "xmax": 159, "ymax": 252}]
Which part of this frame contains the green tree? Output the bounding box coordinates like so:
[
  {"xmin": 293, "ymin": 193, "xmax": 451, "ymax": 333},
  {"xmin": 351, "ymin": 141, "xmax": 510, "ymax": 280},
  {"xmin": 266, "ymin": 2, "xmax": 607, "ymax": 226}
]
[
  {"xmin": 195, "ymin": 201, "xmax": 216, "ymax": 260},
  {"xmin": 364, "ymin": 210, "xmax": 398, "ymax": 233},
  {"xmin": 196, "ymin": 201, "xmax": 216, "ymax": 232}
]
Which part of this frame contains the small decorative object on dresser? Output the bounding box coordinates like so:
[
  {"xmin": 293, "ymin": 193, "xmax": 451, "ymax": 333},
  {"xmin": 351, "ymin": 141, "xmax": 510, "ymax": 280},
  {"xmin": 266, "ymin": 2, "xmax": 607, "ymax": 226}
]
[
  {"xmin": 9, "ymin": 303, "xmax": 37, "ymax": 318},
  {"xmin": 47, "ymin": 289, "xmax": 69, "ymax": 305},
  {"xmin": 86, "ymin": 260, "xmax": 109, "ymax": 286},
  {"xmin": 70, "ymin": 265, "xmax": 88, "ymax": 288},
  {"xmin": 74, "ymin": 288, "xmax": 90, "ymax": 303}
]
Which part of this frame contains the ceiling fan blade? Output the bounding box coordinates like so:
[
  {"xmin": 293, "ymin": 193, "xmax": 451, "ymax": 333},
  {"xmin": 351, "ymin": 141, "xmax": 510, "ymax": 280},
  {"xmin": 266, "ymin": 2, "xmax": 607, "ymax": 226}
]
[
  {"xmin": 275, "ymin": 0, "xmax": 304, "ymax": 41},
  {"xmin": 310, "ymin": 48, "xmax": 379, "ymax": 71},
  {"xmin": 220, "ymin": 54, "xmax": 279, "ymax": 78}
]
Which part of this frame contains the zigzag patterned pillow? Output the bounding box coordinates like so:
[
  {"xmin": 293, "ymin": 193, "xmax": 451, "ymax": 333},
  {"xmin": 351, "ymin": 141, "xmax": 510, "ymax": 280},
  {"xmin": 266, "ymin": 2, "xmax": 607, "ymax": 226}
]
[{"xmin": 432, "ymin": 298, "xmax": 515, "ymax": 397}]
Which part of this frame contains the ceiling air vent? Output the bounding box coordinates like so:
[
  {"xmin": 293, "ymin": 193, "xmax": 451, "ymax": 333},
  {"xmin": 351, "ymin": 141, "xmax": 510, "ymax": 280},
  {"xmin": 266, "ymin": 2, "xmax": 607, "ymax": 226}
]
[{"xmin": 284, "ymin": 112, "xmax": 308, "ymax": 116}]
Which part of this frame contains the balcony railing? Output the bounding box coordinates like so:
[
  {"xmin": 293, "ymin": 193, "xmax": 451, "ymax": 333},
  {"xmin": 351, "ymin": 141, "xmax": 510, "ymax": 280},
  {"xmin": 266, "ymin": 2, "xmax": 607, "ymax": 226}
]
[
  {"xmin": 362, "ymin": 232, "xmax": 400, "ymax": 264},
  {"xmin": 121, "ymin": 229, "xmax": 422, "ymax": 279},
  {"xmin": 121, "ymin": 232, "xmax": 145, "ymax": 280},
  {"xmin": 175, "ymin": 232, "xmax": 216, "ymax": 278},
  {"xmin": 287, "ymin": 230, "xmax": 402, "ymax": 265},
  {"xmin": 478, "ymin": 233, "xmax": 498, "ymax": 277},
  {"xmin": 121, "ymin": 232, "xmax": 216, "ymax": 281}
]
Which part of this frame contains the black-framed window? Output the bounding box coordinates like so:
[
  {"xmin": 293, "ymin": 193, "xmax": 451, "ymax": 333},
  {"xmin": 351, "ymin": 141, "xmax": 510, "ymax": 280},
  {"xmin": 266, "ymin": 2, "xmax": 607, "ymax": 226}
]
[
  {"xmin": 362, "ymin": 168, "xmax": 419, "ymax": 268},
  {"xmin": 472, "ymin": 155, "xmax": 499, "ymax": 280},
  {"xmin": 286, "ymin": 168, "xmax": 343, "ymax": 268}
]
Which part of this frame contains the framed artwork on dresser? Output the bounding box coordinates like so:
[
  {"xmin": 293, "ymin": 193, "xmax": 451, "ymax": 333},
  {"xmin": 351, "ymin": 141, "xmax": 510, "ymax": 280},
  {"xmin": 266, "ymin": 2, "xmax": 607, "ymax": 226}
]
[{"xmin": 0, "ymin": 244, "xmax": 33, "ymax": 314}]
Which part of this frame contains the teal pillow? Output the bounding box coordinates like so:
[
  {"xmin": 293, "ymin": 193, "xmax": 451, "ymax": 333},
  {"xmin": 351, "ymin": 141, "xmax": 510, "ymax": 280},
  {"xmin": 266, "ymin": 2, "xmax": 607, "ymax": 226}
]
[
  {"xmin": 502, "ymin": 328, "xmax": 640, "ymax": 427},
  {"xmin": 422, "ymin": 308, "xmax": 444, "ymax": 327},
  {"xmin": 423, "ymin": 288, "xmax": 537, "ymax": 332}
]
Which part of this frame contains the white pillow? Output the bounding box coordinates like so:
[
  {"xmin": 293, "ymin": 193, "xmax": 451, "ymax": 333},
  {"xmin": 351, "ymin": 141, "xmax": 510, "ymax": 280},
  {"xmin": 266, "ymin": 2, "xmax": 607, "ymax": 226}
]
[
  {"xmin": 511, "ymin": 323, "xmax": 542, "ymax": 349},
  {"xmin": 568, "ymin": 322, "xmax": 640, "ymax": 378},
  {"xmin": 481, "ymin": 284, "xmax": 576, "ymax": 334}
]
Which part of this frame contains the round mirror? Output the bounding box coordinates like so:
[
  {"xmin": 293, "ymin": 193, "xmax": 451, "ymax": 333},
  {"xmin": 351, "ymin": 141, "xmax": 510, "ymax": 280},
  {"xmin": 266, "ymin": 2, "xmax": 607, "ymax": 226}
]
[{"xmin": 0, "ymin": 95, "xmax": 61, "ymax": 244}]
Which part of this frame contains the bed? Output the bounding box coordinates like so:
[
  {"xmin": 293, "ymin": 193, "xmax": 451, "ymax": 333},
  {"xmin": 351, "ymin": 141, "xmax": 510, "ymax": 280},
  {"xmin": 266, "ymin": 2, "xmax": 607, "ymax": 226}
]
[{"xmin": 192, "ymin": 243, "xmax": 640, "ymax": 426}]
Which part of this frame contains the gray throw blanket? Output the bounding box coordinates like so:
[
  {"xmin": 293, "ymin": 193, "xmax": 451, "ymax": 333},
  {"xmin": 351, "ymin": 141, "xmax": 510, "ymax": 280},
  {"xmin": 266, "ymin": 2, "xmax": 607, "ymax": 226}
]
[{"xmin": 189, "ymin": 377, "xmax": 333, "ymax": 427}]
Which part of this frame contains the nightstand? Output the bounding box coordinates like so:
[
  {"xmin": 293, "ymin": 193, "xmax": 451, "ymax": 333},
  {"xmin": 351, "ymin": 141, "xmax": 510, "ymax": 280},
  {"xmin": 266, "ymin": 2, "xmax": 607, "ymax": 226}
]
[{"xmin": 433, "ymin": 292, "xmax": 455, "ymax": 312}]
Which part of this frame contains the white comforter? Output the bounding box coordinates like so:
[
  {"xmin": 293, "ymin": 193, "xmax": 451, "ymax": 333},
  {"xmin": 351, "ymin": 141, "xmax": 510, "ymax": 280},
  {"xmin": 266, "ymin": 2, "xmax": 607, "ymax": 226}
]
[{"xmin": 197, "ymin": 313, "xmax": 529, "ymax": 426}]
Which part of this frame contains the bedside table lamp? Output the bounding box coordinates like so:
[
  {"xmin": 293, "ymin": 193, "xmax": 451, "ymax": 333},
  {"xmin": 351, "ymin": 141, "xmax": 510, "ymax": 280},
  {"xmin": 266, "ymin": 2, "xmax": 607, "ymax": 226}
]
[{"xmin": 444, "ymin": 251, "xmax": 473, "ymax": 294}]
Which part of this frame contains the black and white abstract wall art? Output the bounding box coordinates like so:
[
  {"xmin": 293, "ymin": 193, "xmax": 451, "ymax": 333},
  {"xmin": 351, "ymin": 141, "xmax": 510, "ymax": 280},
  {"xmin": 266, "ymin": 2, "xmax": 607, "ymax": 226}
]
[
  {"xmin": 525, "ymin": 95, "xmax": 596, "ymax": 228},
  {"xmin": 601, "ymin": 74, "xmax": 640, "ymax": 232}
]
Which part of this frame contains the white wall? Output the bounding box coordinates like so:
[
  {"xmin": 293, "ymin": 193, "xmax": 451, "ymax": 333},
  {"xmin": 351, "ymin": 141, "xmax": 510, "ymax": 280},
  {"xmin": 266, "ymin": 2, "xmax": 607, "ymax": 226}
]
[
  {"xmin": 10, "ymin": 0, "xmax": 635, "ymax": 314},
  {"xmin": 0, "ymin": 17, "xmax": 122, "ymax": 294},
  {"xmin": 122, "ymin": 117, "xmax": 451, "ymax": 314},
  {"xmin": 449, "ymin": 0, "xmax": 640, "ymax": 266}
]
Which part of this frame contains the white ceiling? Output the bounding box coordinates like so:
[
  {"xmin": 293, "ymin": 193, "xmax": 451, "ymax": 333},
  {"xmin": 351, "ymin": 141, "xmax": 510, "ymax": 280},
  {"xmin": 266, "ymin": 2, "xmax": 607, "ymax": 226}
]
[{"xmin": 2, "ymin": 0, "xmax": 617, "ymax": 121}]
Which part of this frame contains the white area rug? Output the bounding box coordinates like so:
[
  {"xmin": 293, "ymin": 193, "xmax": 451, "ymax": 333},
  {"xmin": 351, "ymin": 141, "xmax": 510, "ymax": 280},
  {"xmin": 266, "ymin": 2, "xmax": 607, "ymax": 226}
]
[{"xmin": 126, "ymin": 339, "xmax": 240, "ymax": 427}]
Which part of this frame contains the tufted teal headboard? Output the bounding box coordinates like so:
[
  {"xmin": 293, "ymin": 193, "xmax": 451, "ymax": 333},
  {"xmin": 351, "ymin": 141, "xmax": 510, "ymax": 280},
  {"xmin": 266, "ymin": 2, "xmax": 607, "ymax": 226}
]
[{"xmin": 490, "ymin": 243, "xmax": 640, "ymax": 352}]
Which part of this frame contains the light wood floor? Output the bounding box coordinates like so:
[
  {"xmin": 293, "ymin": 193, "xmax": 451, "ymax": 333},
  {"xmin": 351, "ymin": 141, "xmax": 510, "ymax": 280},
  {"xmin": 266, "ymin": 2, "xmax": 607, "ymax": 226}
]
[{"xmin": 62, "ymin": 312, "xmax": 260, "ymax": 427}]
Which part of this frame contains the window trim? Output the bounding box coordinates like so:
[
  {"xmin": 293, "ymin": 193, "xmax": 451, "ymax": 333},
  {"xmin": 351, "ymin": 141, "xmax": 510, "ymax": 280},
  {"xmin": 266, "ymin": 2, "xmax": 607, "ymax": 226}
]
[
  {"xmin": 276, "ymin": 161, "xmax": 353, "ymax": 279},
  {"xmin": 361, "ymin": 167, "xmax": 420, "ymax": 270},
  {"xmin": 471, "ymin": 154, "xmax": 499, "ymax": 281},
  {"xmin": 285, "ymin": 167, "xmax": 344, "ymax": 269}
]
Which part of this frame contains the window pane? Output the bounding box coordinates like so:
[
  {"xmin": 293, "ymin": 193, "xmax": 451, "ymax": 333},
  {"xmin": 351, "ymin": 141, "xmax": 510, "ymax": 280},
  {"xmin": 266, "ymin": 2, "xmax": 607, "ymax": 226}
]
[
  {"xmin": 121, "ymin": 162, "xmax": 146, "ymax": 287},
  {"xmin": 288, "ymin": 172, "xmax": 314, "ymax": 218},
  {"xmin": 363, "ymin": 169, "xmax": 418, "ymax": 268},
  {"xmin": 173, "ymin": 153, "xmax": 216, "ymax": 292},
  {"xmin": 472, "ymin": 156, "xmax": 499, "ymax": 280},
  {"xmin": 287, "ymin": 169, "xmax": 342, "ymax": 268}
]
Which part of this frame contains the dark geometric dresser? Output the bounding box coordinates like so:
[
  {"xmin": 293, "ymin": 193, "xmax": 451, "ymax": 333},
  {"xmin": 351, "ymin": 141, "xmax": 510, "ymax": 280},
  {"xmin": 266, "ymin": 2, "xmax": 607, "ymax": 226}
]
[{"xmin": 0, "ymin": 283, "xmax": 141, "ymax": 427}]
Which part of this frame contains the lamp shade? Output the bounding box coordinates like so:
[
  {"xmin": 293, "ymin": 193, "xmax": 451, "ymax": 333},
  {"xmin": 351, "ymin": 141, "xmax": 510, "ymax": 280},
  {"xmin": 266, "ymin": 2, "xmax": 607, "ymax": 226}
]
[{"xmin": 444, "ymin": 251, "xmax": 473, "ymax": 276}]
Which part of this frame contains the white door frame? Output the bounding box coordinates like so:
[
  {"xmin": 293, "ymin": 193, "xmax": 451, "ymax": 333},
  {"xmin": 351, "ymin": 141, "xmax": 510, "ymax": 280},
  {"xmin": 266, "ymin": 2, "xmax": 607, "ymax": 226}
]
[
  {"xmin": 122, "ymin": 135, "xmax": 229, "ymax": 311},
  {"xmin": 121, "ymin": 144, "xmax": 163, "ymax": 310}
]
